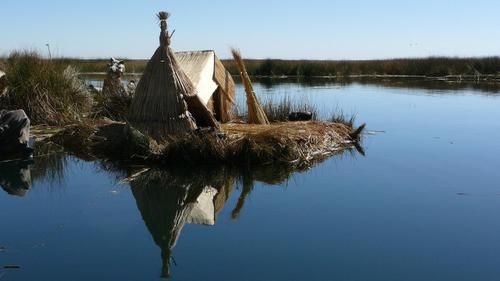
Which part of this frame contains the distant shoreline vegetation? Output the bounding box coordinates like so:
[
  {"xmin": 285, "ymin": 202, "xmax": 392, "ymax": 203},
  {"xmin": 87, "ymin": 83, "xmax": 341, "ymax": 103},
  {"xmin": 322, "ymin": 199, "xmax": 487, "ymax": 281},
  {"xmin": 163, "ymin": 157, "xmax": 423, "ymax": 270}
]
[
  {"xmin": 224, "ymin": 57, "xmax": 500, "ymax": 79},
  {"xmin": 2, "ymin": 56, "xmax": 500, "ymax": 79}
]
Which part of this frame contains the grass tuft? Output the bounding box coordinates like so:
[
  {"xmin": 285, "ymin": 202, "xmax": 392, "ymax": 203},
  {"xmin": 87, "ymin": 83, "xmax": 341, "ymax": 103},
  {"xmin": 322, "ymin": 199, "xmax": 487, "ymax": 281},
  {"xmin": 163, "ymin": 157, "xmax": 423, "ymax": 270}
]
[
  {"xmin": 90, "ymin": 87, "xmax": 132, "ymax": 121},
  {"xmin": 330, "ymin": 110, "xmax": 356, "ymax": 127},
  {"xmin": 261, "ymin": 95, "xmax": 318, "ymax": 122},
  {"xmin": 1, "ymin": 50, "xmax": 92, "ymax": 125}
]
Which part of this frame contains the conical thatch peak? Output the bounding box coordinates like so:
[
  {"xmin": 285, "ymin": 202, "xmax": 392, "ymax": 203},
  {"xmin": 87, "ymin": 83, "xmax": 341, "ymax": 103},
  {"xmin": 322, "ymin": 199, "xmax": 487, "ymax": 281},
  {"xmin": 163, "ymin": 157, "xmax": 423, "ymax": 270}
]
[
  {"xmin": 157, "ymin": 11, "xmax": 170, "ymax": 21},
  {"xmin": 128, "ymin": 11, "xmax": 198, "ymax": 141}
]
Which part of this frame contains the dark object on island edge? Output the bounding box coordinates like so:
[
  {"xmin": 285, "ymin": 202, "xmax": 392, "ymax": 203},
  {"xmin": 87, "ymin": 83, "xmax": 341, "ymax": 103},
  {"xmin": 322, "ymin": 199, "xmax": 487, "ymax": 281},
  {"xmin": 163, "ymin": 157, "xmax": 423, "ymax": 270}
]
[
  {"xmin": 349, "ymin": 123, "xmax": 366, "ymax": 141},
  {"xmin": 0, "ymin": 109, "xmax": 33, "ymax": 160},
  {"xmin": 288, "ymin": 111, "xmax": 313, "ymax": 122}
]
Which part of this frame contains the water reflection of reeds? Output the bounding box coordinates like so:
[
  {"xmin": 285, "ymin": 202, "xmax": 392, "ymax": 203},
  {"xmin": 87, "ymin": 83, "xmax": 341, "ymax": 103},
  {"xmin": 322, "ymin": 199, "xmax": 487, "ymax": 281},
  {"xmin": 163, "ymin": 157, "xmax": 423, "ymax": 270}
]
[
  {"xmin": 0, "ymin": 142, "xmax": 68, "ymax": 196},
  {"xmin": 31, "ymin": 142, "xmax": 67, "ymax": 186},
  {"xmin": 0, "ymin": 141, "xmax": 359, "ymax": 278},
  {"xmin": 126, "ymin": 145, "xmax": 356, "ymax": 279},
  {"xmin": 127, "ymin": 165, "xmax": 302, "ymax": 278}
]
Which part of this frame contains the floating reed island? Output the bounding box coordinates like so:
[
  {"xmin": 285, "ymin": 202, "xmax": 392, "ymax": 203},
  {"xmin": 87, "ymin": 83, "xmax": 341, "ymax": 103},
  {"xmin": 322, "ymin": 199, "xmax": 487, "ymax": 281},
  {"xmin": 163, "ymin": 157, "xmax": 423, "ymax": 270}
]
[
  {"xmin": 40, "ymin": 119, "xmax": 363, "ymax": 166},
  {"xmin": 14, "ymin": 11, "xmax": 364, "ymax": 167}
]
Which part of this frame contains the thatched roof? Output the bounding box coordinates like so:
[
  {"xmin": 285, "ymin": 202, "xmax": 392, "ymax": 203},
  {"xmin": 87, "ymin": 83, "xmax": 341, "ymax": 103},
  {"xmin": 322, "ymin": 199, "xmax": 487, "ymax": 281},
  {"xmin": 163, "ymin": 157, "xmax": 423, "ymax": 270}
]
[
  {"xmin": 128, "ymin": 12, "xmax": 218, "ymax": 141},
  {"xmin": 175, "ymin": 51, "xmax": 236, "ymax": 123}
]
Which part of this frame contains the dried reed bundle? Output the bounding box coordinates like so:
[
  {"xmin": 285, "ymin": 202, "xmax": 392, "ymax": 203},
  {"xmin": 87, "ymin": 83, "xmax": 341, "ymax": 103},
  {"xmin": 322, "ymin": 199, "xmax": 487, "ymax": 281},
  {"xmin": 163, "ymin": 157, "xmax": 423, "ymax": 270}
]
[{"xmin": 230, "ymin": 48, "xmax": 269, "ymax": 125}]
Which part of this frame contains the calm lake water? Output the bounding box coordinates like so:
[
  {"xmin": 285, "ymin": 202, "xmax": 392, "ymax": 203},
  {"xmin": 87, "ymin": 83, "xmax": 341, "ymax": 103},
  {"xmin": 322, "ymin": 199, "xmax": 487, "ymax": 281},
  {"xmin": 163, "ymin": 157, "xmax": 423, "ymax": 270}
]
[{"xmin": 1, "ymin": 79, "xmax": 500, "ymax": 281}]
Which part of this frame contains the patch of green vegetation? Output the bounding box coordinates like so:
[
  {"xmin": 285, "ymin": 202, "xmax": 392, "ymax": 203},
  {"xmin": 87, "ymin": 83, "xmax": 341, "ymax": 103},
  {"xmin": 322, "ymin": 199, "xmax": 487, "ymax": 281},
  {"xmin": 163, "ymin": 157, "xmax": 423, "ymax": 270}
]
[{"xmin": 90, "ymin": 87, "xmax": 131, "ymax": 121}]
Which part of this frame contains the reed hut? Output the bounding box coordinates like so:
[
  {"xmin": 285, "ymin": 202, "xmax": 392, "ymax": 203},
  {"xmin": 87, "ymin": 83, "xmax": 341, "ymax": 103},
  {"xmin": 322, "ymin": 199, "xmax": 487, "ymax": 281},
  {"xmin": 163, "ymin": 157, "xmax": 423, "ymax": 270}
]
[
  {"xmin": 128, "ymin": 12, "xmax": 218, "ymax": 141},
  {"xmin": 175, "ymin": 51, "xmax": 236, "ymax": 123}
]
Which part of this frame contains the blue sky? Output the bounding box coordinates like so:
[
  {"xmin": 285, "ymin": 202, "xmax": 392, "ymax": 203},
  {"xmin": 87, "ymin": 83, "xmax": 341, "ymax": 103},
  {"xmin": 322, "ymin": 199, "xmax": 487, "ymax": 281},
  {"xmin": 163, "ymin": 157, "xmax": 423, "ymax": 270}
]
[{"xmin": 1, "ymin": 0, "xmax": 499, "ymax": 60}]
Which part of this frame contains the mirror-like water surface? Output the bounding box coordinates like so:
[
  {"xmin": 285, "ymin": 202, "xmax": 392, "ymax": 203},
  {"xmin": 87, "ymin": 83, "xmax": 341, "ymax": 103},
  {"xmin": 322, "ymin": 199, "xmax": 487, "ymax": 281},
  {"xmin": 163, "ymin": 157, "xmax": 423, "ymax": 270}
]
[{"xmin": 1, "ymin": 80, "xmax": 500, "ymax": 281}]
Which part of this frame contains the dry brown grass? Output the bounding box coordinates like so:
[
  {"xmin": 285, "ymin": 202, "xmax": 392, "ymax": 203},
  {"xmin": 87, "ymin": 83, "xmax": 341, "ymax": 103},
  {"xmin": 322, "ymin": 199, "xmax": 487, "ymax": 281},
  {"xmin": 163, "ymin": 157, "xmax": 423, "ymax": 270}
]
[
  {"xmin": 163, "ymin": 121, "xmax": 355, "ymax": 165},
  {"xmin": 224, "ymin": 121, "xmax": 352, "ymax": 161},
  {"xmin": 2, "ymin": 51, "xmax": 92, "ymax": 125}
]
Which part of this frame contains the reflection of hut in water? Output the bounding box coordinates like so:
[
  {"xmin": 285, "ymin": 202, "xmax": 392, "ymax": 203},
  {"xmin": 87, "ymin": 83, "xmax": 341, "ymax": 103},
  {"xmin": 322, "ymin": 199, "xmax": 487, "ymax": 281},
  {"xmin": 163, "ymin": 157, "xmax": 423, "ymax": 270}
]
[
  {"xmin": 128, "ymin": 152, "xmax": 353, "ymax": 278},
  {"xmin": 130, "ymin": 168, "xmax": 235, "ymax": 278}
]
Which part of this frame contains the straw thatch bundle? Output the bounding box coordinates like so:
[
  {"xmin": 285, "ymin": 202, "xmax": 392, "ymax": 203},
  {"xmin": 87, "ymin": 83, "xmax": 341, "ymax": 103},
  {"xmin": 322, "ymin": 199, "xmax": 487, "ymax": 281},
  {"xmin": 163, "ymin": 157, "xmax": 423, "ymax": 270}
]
[
  {"xmin": 128, "ymin": 12, "xmax": 199, "ymax": 141},
  {"xmin": 231, "ymin": 49, "xmax": 269, "ymax": 125}
]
